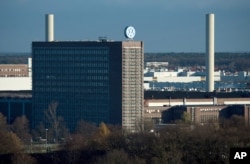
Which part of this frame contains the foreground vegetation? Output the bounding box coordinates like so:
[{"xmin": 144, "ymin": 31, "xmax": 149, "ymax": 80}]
[{"xmin": 0, "ymin": 112, "xmax": 249, "ymax": 164}]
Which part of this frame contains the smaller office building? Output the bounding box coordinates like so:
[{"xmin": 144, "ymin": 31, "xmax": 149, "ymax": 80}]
[{"xmin": 0, "ymin": 91, "xmax": 32, "ymax": 124}]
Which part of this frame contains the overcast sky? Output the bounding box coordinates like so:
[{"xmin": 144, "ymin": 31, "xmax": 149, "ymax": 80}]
[{"xmin": 0, "ymin": 0, "xmax": 249, "ymax": 53}]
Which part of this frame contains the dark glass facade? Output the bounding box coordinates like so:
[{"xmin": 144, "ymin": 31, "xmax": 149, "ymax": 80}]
[
  {"xmin": 32, "ymin": 41, "xmax": 143, "ymax": 132},
  {"xmin": 0, "ymin": 97, "xmax": 32, "ymax": 124}
]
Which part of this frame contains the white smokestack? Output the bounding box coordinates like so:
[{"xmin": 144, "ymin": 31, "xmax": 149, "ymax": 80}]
[
  {"xmin": 206, "ymin": 13, "xmax": 215, "ymax": 92},
  {"xmin": 45, "ymin": 14, "xmax": 54, "ymax": 42}
]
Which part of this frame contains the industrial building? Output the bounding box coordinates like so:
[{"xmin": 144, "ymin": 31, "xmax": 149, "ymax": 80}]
[
  {"xmin": 0, "ymin": 64, "xmax": 28, "ymax": 77},
  {"xmin": 144, "ymin": 91, "xmax": 250, "ymax": 126},
  {"xmin": 0, "ymin": 58, "xmax": 32, "ymax": 91},
  {"xmin": 161, "ymin": 104, "xmax": 250, "ymax": 125},
  {"xmin": 143, "ymin": 68, "xmax": 250, "ymax": 91}
]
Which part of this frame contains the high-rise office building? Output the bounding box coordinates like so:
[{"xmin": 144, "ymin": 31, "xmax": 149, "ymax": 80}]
[{"xmin": 32, "ymin": 40, "xmax": 144, "ymax": 132}]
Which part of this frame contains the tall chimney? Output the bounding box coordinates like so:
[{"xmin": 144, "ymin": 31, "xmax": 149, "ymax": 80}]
[
  {"xmin": 45, "ymin": 14, "xmax": 54, "ymax": 42},
  {"xmin": 206, "ymin": 13, "xmax": 215, "ymax": 92}
]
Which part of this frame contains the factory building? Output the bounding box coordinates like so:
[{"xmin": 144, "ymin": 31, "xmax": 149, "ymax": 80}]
[
  {"xmin": 144, "ymin": 91, "xmax": 250, "ymax": 126},
  {"xmin": 161, "ymin": 105, "xmax": 250, "ymax": 125},
  {"xmin": 0, "ymin": 58, "xmax": 32, "ymax": 91},
  {"xmin": 0, "ymin": 64, "xmax": 28, "ymax": 77}
]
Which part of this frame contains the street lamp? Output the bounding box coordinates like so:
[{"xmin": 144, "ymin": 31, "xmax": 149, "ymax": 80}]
[
  {"xmin": 30, "ymin": 137, "xmax": 33, "ymax": 153},
  {"xmin": 45, "ymin": 129, "xmax": 48, "ymax": 151}
]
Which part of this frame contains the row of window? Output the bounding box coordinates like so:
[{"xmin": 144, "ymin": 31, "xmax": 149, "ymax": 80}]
[
  {"xmin": 34, "ymin": 56, "xmax": 109, "ymax": 62},
  {"xmin": 200, "ymin": 115, "xmax": 218, "ymax": 123},
  {"xmin": 34, "ymin": 69, "xmax": 109, "ymax": 75},
  {"xmin": 0, "ymin": 68, "xmax": 27, "ymax": 72},
  {"xmin": 34, "ymin": 81, "xmax": 109, "ymax": 88},
  {"xmin": 123, "ymin": 48, "xmax": 142, "ymax": 53},
  {"xmin": 33, "ymin": 100, "xmax": 110, "ymax": 107},
  {"xmin": 34, "ymin": 47, "xmax": 109, "ymax": 56},
  {"xmin": 34, "ymin": 62, "xmax": 109, "ymax": 68},
  {"xmin": 33, "ymin": 87, "xmax": 109, "ymax": 92}
]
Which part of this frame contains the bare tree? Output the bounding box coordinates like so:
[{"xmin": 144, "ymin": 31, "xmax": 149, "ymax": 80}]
[
  {"xmin": 98, "ymin": 122, "xmax": 110, "ymax": 138},
  {"xmin": 31, "ymin": 121, "xmax": 46, "ymax": 141},
  {"xmin": 76, "ymin": 120, "xmax": 97, "ymax": 138},
  {"xmin": 144, "ymin": 118, "xmax": 155, "ymax": 133},
  {"xmin": 96, "ymin": 149, "xmax": 130, "ymax": 164},
  {"xmin": 0, "ymin": 112, "xmax": 8, "ymax": 131},
  {"xmin": 0, "ymin": 130, "xmax": 23, "ymax": 154},
  {"xmin": 135, "ymin": 117, "xmax": 144, "ymax": 133},
  {"xmin": 11, "ymin": 115, "xmax": 31, "ymax": 144},
  {"xmin": 44, "ymin": 102, "xmax": 59, "ymax": 140},
  {"xmin": 11, "ymin": 153, "xmax": 37, "ymax": 164},
  {"xmin": 0, "ymin": 113, "xmax": 22, "ymax": 154},
  {"xmin": 44, "ymin": 102, "xmax": 68, "ymax": 142},
  {"xmin": 181, "ymin": 111, "xmax": 191, "ymax": 124}
]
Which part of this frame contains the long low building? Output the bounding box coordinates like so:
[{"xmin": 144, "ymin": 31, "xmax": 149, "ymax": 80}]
[
  {"xmin": 161, "ymin": 105, "xmax": 250, "ymax": 125},
  {"xmin": 144, "ymin": 91, "xmax": 250, "ymax": 124},
  {"xmin": 145, "ymin": 97, "xmax": 250, "ymax": 107}
]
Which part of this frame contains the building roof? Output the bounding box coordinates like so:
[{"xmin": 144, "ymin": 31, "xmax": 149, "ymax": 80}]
[
  {"xmin": 144, "ymin": 91, "xmax": 250, "ymax": 99},
  {"xmin": 0, "ymin": 91, "xmax": 32, "ymax": 99}
]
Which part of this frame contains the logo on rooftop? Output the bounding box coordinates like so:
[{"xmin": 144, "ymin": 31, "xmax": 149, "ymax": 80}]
[{"xmin": 124, "ymin": 26, "xmax": 136, "ymax": 39}]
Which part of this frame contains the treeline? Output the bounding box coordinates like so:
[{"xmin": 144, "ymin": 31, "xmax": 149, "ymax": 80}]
[
  {"xmin": 145, "ymin": 52, "xmax": 250, "ymax": 72},
  {"xmin": 61, "ymin": 116, "xmax": 250, "ymax": 164},
  {"xmin": 1, "ymin": 52, "xmax": 250, "ymax": 71},
  {"xmin": 1, "ymin": 111, "xmax": 250, "ymax": 163}
]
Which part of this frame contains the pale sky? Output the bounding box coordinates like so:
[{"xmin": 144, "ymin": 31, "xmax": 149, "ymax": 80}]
[{"xmin": 0, "ymin": 0, "xmax": 249, "ymax": 52}]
